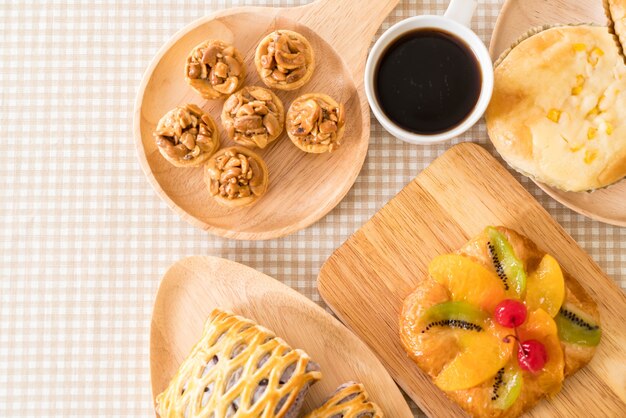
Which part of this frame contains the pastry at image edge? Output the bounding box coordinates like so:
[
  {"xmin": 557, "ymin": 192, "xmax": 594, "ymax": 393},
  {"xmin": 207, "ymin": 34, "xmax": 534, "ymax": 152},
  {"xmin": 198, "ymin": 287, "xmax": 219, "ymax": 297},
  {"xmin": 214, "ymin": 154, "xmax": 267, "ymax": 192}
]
[
  {"xmin": 486, "ymin": 25, "xmax": 626, "ymax": 191},
  {"xmin": 255, "ymin": 30, "xmax": 315, "ymax": 91},
  {"xmin": 605, "ymin": 0, "xmax": 626, "ymax": 59},
  {"xmin": 153, "ymin": 104, "xmax": 220, "ymax": 167},
  {"xmin": 204, "ymin": 146, "xmax": 269, "ymax": 207},
  {"xmin": 155, "ymin": 309, "xmax": 321, "ymax": 417},
  {"xmin": 287, "ymin": 93, "xmax": 345, "ymax": 153},
  {"xmin": 304, "ymin": 381, "xmax": 383, "ymax": 418},
  {"xmin": 221, "ymin": 86, "xmax": 285, "ymax": 149},
  {"xmin": 185, "ymin": 39, "xmax": 246, "ymax": 99},
  {"xmin": 399, "ymin": 226, "xmax": 601, "ymax": 418}
]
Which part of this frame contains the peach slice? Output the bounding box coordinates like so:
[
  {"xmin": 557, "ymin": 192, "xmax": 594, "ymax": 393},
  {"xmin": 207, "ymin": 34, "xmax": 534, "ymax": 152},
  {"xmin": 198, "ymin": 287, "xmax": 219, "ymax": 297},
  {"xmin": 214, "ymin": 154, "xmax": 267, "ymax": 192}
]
[
  {"xmin": 525, "ymin": 254, "xmax": 565, "ymax": 317},
  {"xmin": 435, "ymin": 331, "xmax": 512, "ymax": 391},
  {"xmin": 429, "ymin": 254, "xmax": 506, "ymax": 313}
]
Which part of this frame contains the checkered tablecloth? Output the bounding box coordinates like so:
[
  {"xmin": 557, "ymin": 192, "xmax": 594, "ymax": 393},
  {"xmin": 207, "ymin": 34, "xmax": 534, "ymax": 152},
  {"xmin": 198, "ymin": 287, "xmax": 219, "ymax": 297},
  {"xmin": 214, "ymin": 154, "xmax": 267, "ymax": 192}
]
[{"xmin": 0, "ymin": 0, "xmax": 624, "ymax": 416}]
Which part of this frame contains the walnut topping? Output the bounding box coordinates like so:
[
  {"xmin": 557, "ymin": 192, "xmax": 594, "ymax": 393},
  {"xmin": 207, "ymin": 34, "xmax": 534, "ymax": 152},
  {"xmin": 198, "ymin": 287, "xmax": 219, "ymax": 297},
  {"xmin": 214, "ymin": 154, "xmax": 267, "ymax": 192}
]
[
  {"xmin": 286, "ymin": 94, "xmax": 345, "ymax": 152},
  {"xmin": 185, "ymin": 40, "xmax": 245, "ymax": 98},
  {"xmin": 221, "ymin": 86, "xmax": 284, "ymax": 149},
  {"xmin": 256, "ymin": 30, "xmax": 314, "ymax": 90},
  {"xmin": 205, "ymin": 147, "xmax": 268, "ymax": 205},
  {"xmin": 153, "ymin": 104, "xmax": 218, "ymax": 166}
]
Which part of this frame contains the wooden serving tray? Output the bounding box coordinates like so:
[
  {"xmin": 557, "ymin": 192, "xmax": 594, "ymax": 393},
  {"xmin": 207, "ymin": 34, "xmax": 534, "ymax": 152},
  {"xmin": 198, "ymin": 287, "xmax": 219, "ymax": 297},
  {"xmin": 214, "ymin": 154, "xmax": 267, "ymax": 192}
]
[
  {"xmin": 150, "ymin": 256, "xmax": 412, "ymax": 417},
  {"xmin": 318, "ymin": 143, "xmax": 626, "ymax": 417}
]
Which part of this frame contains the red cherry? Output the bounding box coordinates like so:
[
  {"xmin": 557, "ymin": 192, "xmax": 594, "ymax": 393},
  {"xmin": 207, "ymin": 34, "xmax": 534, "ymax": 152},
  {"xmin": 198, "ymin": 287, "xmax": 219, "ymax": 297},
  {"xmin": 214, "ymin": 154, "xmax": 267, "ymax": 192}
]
[
  {"xmin": 494, "ymin": 299, "xmax": 527, "ymax": 328},
  {"xmin": 517, "ymin": 339, "xmax": 548, "ymax": 373}
]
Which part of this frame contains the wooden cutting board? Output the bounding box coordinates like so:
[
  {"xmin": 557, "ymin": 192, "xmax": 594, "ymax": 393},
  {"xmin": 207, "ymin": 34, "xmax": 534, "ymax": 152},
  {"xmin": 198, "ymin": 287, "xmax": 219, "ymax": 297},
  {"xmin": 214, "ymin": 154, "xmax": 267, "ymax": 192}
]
[
  {"xmin": 150, "ymin": 256, "xmax": 412, "ymax": 417},
  {"xmin": 318, "ymin": 143, "xmax": 626, "ymax": 417}
]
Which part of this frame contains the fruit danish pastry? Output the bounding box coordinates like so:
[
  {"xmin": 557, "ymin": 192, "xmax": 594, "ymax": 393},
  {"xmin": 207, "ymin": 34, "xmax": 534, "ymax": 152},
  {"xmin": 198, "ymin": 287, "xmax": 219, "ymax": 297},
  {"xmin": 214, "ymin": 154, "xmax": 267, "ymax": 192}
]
[
  {"xmin": 400, "ymin": 226, "xmax": 601, "ymax": 418},
  {"xmin": 155, "ymin": 309, "xmax": 322, "ymax": 418}
]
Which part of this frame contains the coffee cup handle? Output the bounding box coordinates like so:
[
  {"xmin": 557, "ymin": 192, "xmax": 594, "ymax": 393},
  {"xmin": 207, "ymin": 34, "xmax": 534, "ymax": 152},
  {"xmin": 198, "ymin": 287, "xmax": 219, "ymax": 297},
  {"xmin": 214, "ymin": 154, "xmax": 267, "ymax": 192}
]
[{"xmin": 444, "ymin": 0, "xmax": 477, "ymax": 28}]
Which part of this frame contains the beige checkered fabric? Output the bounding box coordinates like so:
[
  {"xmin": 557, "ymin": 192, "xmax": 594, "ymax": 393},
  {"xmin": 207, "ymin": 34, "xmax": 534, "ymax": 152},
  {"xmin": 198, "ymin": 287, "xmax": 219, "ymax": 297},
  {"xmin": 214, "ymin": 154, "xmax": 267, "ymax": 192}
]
[{"xmin": 0, "ymin": 1, "xmax": 623, "ymax": 416}]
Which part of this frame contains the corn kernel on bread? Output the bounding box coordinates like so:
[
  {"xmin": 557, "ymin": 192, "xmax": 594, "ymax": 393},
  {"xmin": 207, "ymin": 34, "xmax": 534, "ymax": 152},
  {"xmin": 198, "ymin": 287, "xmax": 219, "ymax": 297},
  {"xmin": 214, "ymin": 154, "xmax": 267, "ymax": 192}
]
[{"xmin": 486, "ymin": 25, "xmax": 626, "ymax": 192}]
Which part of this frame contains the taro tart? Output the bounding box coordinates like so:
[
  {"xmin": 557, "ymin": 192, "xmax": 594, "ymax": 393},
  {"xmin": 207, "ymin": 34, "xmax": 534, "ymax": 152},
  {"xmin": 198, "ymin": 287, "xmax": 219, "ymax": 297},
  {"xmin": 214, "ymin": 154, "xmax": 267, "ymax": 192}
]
[
  {"xmin": 153, "ymin": 104, "xmax": 220, "ymax": 168},
  {"xmin": 486, "ymin": 25, "xmax": 626, "ymax": 191},
  {"xmin": 286, "ymin": 93, "xmax": 345, "ymax": 153},
  {"xmin": 255, "ymin": 30, "xmax": 315, "ymax": 91},
  {"xmin": 304, "ymin": 382, "xmax": 382, "ymax": 418},
  {"xmin": 400, "ymin": 226, "xmax": 601, "ymax": 418},
  {"xmin": 155, "ymin": 309, "xmax": 321, "ymax": 418},
  {"xmin": 185, "ymin": 40, "xmax": 246, "ymax": 100},
  {"xmin": 204, "ymin": 146, "xmax": 269, "ymax": 208}
]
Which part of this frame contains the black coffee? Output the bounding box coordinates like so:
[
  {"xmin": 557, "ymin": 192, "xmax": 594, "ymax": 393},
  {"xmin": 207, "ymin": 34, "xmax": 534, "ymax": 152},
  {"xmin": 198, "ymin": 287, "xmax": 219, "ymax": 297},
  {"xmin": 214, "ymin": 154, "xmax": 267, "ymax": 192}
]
[{"xmin": 375, "ymin": 28, "xmax": 481, "ymax": 134}]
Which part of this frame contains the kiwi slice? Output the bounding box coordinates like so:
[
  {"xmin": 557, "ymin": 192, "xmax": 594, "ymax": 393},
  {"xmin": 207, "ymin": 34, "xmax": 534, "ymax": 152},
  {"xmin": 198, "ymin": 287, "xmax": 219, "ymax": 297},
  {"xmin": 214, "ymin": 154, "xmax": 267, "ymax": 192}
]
[
  {"xmin": 420, "ymin": 301, "xmax": 487, "ymax": 334},
  {"xmin": 486, "ymin": 227, "xmax": 527, "ymax": 297},
  {"xmin": 491, "ymin": 366, "xmax": 523, "ymax": 410},
  {"xmin": 555, "ymin": 303, "xmax": 601, "ymax": 346}
]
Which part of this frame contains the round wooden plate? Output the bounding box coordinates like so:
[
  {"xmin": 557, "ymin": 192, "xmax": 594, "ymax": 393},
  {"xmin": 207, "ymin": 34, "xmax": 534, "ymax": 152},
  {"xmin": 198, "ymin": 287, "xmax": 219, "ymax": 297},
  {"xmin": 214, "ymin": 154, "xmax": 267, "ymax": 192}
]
[
  {"xmin": 490, "ymin": 0, "xmax": 626, "ymax": 227},
  {"xmin": 133, "ymin": 0, "xmax": 400, "ymax": 240},
  {"xmin": 150, "ymin": 256, "xmax": 413, "ymax": 416}
]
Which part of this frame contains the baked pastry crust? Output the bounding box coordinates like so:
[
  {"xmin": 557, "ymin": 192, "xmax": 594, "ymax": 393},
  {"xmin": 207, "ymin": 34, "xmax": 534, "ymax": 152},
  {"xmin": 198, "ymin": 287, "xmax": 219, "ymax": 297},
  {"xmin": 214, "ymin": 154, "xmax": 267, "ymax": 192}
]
[
  {"xmin": 286, "ymin": 94, "xmax": 345, "ymax": 153},
  {"xmin": 221, "ymin": 86, "xmax": 285, "ymax": 149},
  {"xmin": 185, "ymin": 40, "xmax": 246, "ymax": 100},
  {"xmin": 486, "ymin": 25, "xmax": 626, "ymax": 191},
  {"xmin": 400, "ymin": 226, "xmax": 600, "ymax": 418},
  {"xmin": 304, "ymin": 382, "xmax": 383, "ymax": 418},
  {"xmin": 204, "ymin": 146, "xmax": 269, "ymax": 207},
  {"xmin": 605, "ymin": 0, "xmax": 626, "ymax": 61},
  {"xmin": 153, "ymin": 104, "xmax": 220, "ymax": 167},
  {"xmin": 155, "ymin": 309, "xmax": 322, "ymax": 418},
  {"xmin": 255, "ymin": 30, "xmax": 315, "ymax": 91}
]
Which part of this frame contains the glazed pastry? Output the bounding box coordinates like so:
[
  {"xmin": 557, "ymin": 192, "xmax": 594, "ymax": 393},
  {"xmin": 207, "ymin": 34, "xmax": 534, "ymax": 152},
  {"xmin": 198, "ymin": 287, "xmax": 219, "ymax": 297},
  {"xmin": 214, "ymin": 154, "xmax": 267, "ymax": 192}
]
[
  {"xmin": 221, "ymin": 86, "xmax": 285, "ymax": 149},
  {"xmin": 486, "ymin": 25, "xmax": 626, "ymax": 191},
  {"xmin": 185, "ymin": 40, "xmax": 246, "ymax": 99},
  {"xmin": 155, "ymin": 309, "xmax": 322, "ymax": 418},
  {"xmin": 304, "ymin": 382, "xmax": 383, "ymax": 418},
  {"xmin": 153, "ymin": 104, "xmax": 220, "ymax": 167},
  {"xmin": 286, "ymin": 94, "xmax": 345, "ymax": 153},
  {"xmin": 255, "ymin": 30, "xmax": 315, "ymax": 91},
  {"xmin": 400, "ymin": 226, "xmax": 601, "ymax": 418},
  {"xmin": 204, "ymin": 146, "xmax": 269, "ymax": 207},
  {"xmin": 605, "ymin": 0, "xmax": 626, "ymax": 60}
]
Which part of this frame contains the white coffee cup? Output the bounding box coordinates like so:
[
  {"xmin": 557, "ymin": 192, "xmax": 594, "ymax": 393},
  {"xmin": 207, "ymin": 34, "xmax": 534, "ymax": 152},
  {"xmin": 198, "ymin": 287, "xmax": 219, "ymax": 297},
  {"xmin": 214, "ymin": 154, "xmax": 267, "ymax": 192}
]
[{"xmin": 364, "ymin": 0, "xmax": 493, "ymax": 145}]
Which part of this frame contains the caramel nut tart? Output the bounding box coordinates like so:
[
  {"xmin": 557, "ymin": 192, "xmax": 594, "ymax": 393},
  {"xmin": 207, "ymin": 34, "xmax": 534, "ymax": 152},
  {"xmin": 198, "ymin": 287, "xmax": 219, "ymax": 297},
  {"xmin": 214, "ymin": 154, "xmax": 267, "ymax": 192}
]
[
  {"xmin": 304, "ymin": 382, "xmax": 383, "ymax": 418},
  {"xmin": 486, "ymin": 25, "xmax": 626, "ymax": 192},
  {"xmin": 204, "ymin": 146, "xmax": 269, "ymax": 207},
  {"xmin": 155, "ymin": 309, "xmax": 322, "ymax": 418},
  {"xmin": 185, "ymin": 40, "xmax": 246, "ymax": 100},
  {"xmin": 255, "ymin": 30, "xmax": 315, "ymax": 91},
  {"xmin": 287, "ymin": 93, "xmax": 345, "ymax": 153},
  {"xmin": 221, "ymin": 86, "xmax": 285, "ymax": 149},
  {"xmin": 400, "ymin": 226, "xmax": 601, "ymax": 418},
  {"xmin": 153, "ymin": 104, "xmax": 220, "ymax": 168}
]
